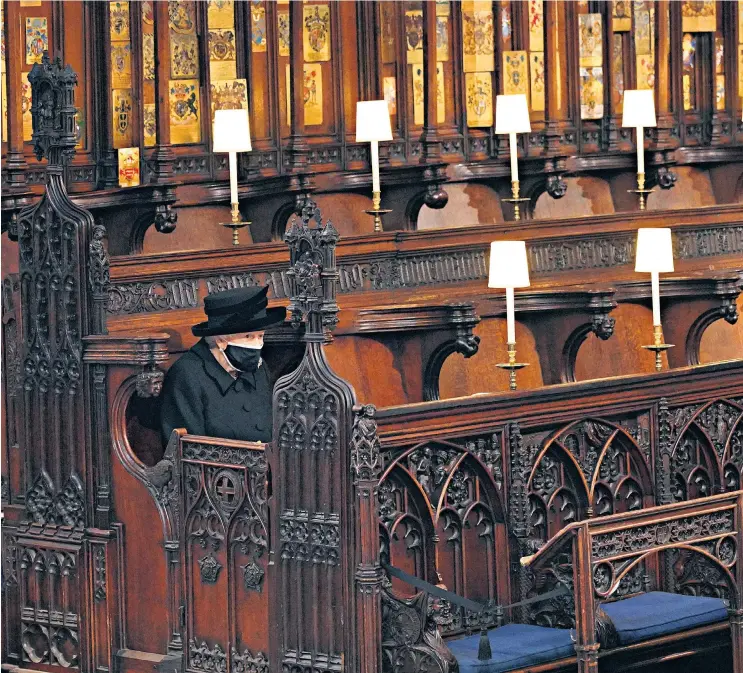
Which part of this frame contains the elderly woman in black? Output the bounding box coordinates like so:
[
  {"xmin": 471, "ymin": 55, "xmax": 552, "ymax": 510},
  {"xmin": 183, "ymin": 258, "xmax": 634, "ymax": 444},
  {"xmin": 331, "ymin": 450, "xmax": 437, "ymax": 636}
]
[{"xmin": 160, "ymin": 285, "xmax": 285, "ymax": 444}]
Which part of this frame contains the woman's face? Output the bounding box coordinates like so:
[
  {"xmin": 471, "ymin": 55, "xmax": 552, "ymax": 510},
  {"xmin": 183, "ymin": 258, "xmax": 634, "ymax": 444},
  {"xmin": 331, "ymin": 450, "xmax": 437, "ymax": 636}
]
[{"xmin": 217, "ymin": 330, "xmax": 265, "ymax": 350}]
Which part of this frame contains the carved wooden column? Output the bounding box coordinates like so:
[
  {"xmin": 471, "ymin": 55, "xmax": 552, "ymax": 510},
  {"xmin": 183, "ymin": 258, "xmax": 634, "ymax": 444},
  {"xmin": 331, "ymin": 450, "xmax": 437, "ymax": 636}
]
[
  {"xmin": 572, "ymin": 524, "xmax": 599, "ymax": 673},
  {"xmin": 149, "ymin": 0, "xmax": 176, "ymax": 183},
  {"xmin": 421, "ymin": 0, "xmax": 441, "ymax": 160},
  {"xmin": 414, "ymin": 0, "xmax": 449, "ymax": 214},
  {"xmin": 357, "ymin": 0, "xmax": 378, "ymax": 100},
  {"xmin": 10, "ymin": 54, "xmax": 118, "ymax": 673},
  {"xmin": 350, "ymin": 406, "xmax": 384, "ymax": 673},
  {"xmin": 732, "ymin": 491, "xmax": 743, "ymax": 673},
  {"xmin": 3, "ymin": 0, "xmax": 29, "ymax": 192},
  {"xmin": 604, "ymin": 2, "xmax": 622, "ymax": 153},
  {"xmin": 542, "ymin": 0, "xmax": 573, "ymax": 198},
  {"xmin": 288, "ymin": 1, "xmax": 310, "ymax": 174},
  {"xmin": 709, "ymin": 0, "xmax": 734, "ymax": 147},
  {"xmin": 649, "ymin": 0, "xmax": 678, "ymax": 190},
  {"xmin": 269, "ymin": 198, "xmax": 380, "ymax": 673}
]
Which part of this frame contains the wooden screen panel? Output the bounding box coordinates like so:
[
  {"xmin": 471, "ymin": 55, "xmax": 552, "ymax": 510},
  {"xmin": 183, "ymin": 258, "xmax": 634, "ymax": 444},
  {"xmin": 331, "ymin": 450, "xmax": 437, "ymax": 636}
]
[
  {"xmin": 574, "ymin": 304, "xmax": 663, "ymax": 381},
  {"xmin": 182, "ymin": 450, "xmax": 269, "ymax": 667},
  {"xmin": 439, "ymin": 317, "xmax": 543, "ymax": 398},
  {"xmin": 669, "ymin": 399, "xmax": 743, "ymax": 501},
  {"xmin": 380, "ymin": 441, "xmax": 508, "ymax": 633},
  {"xmin": 378, "ymin": 466, "xmax": 434, "ymax": 597},
  {"xmin": 417, "ymin": 183, "xmax": 505, "ymax": 229},
  {"xmin": 699, "ymin": 293, "xmax": 743, "ymax": 364},
  {"xmin": 324, "ymin": 336, "xmax": 409, "ymax": 407},
  {"xmin": 110, "ymin": 453, "xmax": 170, "ymax": 653}
]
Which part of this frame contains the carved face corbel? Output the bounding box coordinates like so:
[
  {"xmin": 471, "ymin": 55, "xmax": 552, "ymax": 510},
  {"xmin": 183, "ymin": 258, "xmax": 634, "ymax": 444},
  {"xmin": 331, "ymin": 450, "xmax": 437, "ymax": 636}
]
[{"xmin": 136, "ymin": 364, "xmax": 164, "ymax": 398}]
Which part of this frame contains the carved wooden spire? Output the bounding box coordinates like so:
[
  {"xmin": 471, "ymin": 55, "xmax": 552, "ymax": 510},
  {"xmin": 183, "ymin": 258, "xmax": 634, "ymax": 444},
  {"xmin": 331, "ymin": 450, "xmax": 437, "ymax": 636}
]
[
  {"xmin": 284, "ymin": 196, "xmax": 340, "ymax": 338},
  {"xmin": 28, "ymin": 51, "xmax": 79, "ymax": 166}
]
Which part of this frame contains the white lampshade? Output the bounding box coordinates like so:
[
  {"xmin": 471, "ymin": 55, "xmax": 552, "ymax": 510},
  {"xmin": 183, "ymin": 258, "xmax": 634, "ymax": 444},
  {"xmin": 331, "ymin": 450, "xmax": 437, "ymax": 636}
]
[
  {"xmin": 488, "ymin": 241, "xmax": 530, "ymax": 288},
  {"xmin": 356, "ymin": 100, "xmax": 393, "ymax": 142},
  {"xmin": 213, "ymin": 109, "xmax": 252, "ymax": 152},
  {"xmin": 621, "ymin": 90, "xmax": 657, "ymax": 128},
  {"xmin": 495, "ymin": 94, "xmax": 531, "ymax": 134},
  {"xmin": 635, "ymin": 228, "xmax": 674, "ymax": 273}
]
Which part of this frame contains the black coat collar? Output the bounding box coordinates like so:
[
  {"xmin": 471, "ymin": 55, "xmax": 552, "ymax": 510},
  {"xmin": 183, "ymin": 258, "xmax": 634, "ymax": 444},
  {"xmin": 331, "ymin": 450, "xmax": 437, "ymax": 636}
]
[{"xmin": 191, "ymin": 339, "xmax": 256, "ymax": 395}]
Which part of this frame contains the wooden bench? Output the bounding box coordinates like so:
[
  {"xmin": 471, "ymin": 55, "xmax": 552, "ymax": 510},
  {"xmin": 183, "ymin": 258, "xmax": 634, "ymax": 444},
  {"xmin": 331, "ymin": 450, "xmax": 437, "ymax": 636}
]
[{"xmin": 371, "ymin": 366, "xmax": 743, "ymax": 672}]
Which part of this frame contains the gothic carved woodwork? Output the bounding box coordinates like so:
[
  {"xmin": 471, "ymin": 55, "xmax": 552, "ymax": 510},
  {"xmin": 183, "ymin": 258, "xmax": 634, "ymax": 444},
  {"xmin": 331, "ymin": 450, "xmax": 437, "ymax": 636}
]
[
  {"xmin": 5, "ymin": 55, "xmax": 117, "ymax": 673},
  {"xmin": 380, "ymin": 582, "xmax": 458, "ymax": 673},
  {"xmin": 379, "ymin": 438, "xmax": 508, "ymax": 637},
  {"xmin": 178, "ymin": 434, "xmax": 269, "ymax": 673},
  {"xmin": 270, "ymin": 199, "xmax": 367, "ymax": 673},
  {"xmin": 2, "ymin": 274, "xmax": 23, "ymax": 504},
  {"xmin": 525, "ymin": 492, "xmax": 743, "ymax": 673},
  {"xmin": 17, "ymin": 543, "xmax": 81, "ymax": 668},
  {"xmin": 667, "ymin": 399, "xmax": 743, "ymax": 500},
  {"xmin": 516, "ymin": 288, "xmax": 618, "ymax": 384},
  {"xmin": 369, "ymin": 363, "xmax": 743, "ymax": 670},
  {"xmin": 350, "ymin": 405, "xmax": 384, "ymax": 673}
]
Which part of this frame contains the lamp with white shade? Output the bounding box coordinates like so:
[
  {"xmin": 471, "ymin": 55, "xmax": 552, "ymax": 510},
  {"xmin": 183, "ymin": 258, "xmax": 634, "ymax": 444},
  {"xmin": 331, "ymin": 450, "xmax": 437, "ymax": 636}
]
[
  {"xmin": 495, "ymin": 94, "xmax": 531, "ymax": 221},
  {"xmin": 213, "ymin": 108, "xmax": 253, "ymax": 245},
  {"xmin": 356, "ymin": 100, "xmax": 393, "ymax": 232},
  {"xmin": 622, "ymin": 89, "xmax": 656, "ymax": 210},
  {"xmin": 635, "ymin": 227, "xmax": 675, "ymax": 371},
  {"xmin": 489, "ymin": 240, "xmax": 530, "ymax": 390}
]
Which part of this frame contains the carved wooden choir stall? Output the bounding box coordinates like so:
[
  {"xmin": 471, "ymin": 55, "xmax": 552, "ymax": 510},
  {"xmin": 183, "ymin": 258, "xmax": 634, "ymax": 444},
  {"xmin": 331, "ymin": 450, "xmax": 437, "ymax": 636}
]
[{"xmin": 2, "ymin": 2, "xmax": 743, "ymax": 673}]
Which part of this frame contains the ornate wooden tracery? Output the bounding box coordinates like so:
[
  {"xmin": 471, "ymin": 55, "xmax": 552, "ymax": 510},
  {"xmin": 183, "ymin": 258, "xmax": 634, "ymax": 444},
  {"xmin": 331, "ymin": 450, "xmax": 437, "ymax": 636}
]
[
  {"xmin": 178, "ymin": 434, "xmax": 270, "ymax": 673},
  {"xmin": 268, "ymin": 198, "xmax": 385, "ymax": 673},
  {"xmin": 664, "ymin": 398, "xmax": 743, "ymax": 501},
  {"xmin": 3, "ymin": 53, "xmax": 115, "ymax": 672},
  {"xmin": 379, "ymin": 439, "xmax": 509, "ymax": 636}
]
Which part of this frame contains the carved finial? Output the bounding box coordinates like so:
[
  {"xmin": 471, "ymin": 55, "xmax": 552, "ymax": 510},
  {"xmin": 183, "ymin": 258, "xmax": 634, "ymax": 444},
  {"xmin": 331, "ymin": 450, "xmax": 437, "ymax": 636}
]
[
  {"xmin": 27, "ymin": 52, "xmax": 79, "ymax": 166},
  {"xmin": 284, "ymin": 196, "xmax": 340, "ymax": 337}
]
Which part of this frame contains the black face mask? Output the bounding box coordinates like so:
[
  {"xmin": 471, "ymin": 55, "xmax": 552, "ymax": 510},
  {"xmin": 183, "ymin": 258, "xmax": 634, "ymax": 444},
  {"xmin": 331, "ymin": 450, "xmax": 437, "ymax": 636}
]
[{"xmin": 224, "ymin": 345, "xmax": 261, "ymax": 373}]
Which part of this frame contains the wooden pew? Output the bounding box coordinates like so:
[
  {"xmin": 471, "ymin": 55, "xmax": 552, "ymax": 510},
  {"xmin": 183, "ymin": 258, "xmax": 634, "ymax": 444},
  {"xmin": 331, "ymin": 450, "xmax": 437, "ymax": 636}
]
[
  {"xmin": 521, "ymin": 492, "xmax": 743, "ymax": 673},
  {"xmin": 371, "ymin": 361, "xmax": 743, "ymax": 672}
]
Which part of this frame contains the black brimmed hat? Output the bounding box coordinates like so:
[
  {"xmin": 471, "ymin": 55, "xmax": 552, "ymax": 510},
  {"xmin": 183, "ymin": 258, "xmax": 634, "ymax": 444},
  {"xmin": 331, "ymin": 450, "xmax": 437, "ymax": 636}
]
[{"xmin": 192, "ymin": 286, "xmax": 286, "ymax": 337}]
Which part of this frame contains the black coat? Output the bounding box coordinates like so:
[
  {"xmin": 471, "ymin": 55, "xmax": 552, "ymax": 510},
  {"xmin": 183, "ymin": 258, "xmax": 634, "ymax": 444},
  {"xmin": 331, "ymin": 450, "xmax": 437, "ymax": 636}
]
[{"xmin": 160, "ymin": 339, "xmax": 273, "ymax": 444}]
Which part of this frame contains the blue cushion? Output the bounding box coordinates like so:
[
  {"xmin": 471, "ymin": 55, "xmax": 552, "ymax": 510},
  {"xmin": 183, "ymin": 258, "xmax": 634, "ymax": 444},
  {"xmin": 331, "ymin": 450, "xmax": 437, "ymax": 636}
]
[
  {"xmin": 447, "ymin": 623, "xmax": 575, "ymax": 673},
  {"xmin": 601, "ymin": 592, "xmax": 729, "ymax": 646}
]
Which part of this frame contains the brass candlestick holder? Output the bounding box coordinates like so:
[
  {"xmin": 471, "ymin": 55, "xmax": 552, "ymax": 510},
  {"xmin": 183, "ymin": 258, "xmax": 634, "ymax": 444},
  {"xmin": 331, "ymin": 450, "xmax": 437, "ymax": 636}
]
[
  {"xmin": 502, "ymin": 180, "xmax": 530, "ymax": 221},
  {"xmin": 496, "ymin": 342, "xmax": 529, "ymax": 391},
  {"xmin": 364, "ymin": 190, "xmax": 392, "ymax": 233},
  {"xmin": 642, "ymin": 324, "xmax": 674, "ymax": 372},
  {"xmin": 222, "ymin": 202, "xmax": 251, "ymax": 245},
  {"xmin": 628, "ymin": 172, "xmax": 654, "ymax": 211}
]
